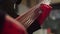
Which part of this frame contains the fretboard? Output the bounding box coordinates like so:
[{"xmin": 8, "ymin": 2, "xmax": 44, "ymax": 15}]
[{"xmin": 16, "ymin": 3, "xmax": 42, "ymax": 28}]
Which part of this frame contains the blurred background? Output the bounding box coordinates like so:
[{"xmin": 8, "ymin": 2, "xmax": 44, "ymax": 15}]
[{"xmin": 18, "ymin": 0, "xmax": 60, "ymax": 14}]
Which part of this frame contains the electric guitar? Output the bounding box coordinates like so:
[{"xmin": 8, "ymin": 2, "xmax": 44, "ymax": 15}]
[{"xmin": 16, "ymin": 3, "xmax": 52, "ymax": 29}]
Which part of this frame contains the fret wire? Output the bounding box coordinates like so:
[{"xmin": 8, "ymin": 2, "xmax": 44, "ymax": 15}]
[
  {"xmin": 23, "ymin": 11, "xmax": 35, "ymax": 24},
  {"xmin": 19, "ymin": 7, "xmax": 37, "ymax": 23},
  {"xmin": 20, "ymin": 9, "xmax": 35, "ymax": 24},
  {"xmin": 19, "ymin": 12, "xmax": 33, "ymax": 23},
  {"xmin": 23, "ymin": 11, "xmax": 35, "ymax": 28},
  {"xmin": 23, "ymin": 12, "xmax": 35, "ymax": 27},
  {"xmin": 23, "ymin": 12, "xmax": 39, "ymax": 28},
  {"xmin": 27, "ymin": 13, "xmax": 40, "ymax": 28}
]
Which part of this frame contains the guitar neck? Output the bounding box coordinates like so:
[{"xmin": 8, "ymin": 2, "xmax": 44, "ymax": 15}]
[{"xmin": 16, "ymin": 3, "xmax": 42, "ymax": 28}]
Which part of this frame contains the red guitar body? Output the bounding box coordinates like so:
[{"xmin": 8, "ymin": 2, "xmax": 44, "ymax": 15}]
[{"xmin": 2, "ymin": 20, "xmax": 26, "ymax": 34}]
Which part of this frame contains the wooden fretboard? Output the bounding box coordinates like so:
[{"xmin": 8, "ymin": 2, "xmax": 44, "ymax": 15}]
[{"xmin": 16, "ymin": 3, "xmax": 42, "ymax": 28}]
